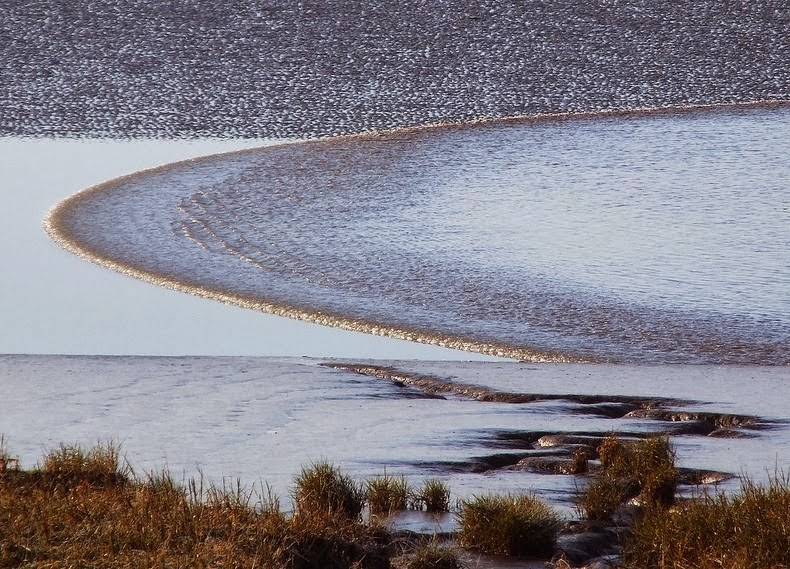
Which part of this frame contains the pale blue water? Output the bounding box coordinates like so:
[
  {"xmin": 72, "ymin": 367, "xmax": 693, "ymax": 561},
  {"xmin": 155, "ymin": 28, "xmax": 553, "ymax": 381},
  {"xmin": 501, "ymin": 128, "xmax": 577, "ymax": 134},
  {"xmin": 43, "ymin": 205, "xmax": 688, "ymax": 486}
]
[
  {"xmin": 1, "ymin": 355, "xmax": 788, "ymax": 513},
  {"xmin": 49, "ymin": 106, "xmax": 790, "ymax": 364},
  {"xmin": 2, "ymin": 138, "xmax": 474, "ymax": 359}
]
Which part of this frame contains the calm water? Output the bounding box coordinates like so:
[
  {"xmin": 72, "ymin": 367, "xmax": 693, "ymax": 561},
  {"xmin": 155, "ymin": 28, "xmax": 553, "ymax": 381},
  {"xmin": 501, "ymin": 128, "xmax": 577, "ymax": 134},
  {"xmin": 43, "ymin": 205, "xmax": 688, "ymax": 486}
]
[
  {"xmin": 49, "ymin": 107, "xmax": 790, "ymax": 364},
  {"xmin": 2, "ymin": 355, "xmax": 788, "ymax": 514}
]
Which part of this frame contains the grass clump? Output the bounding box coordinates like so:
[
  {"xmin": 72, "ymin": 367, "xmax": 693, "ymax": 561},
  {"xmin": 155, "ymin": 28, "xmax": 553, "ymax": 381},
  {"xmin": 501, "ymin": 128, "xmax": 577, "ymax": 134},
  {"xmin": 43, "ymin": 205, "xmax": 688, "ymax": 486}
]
[
  {"xmin": 367, "ymin": 473, "xmax": 410, "ymax": 515},
  {"xmin": 0, "ymin": 435, "xmax": 18, "ymax": 473},
  {"xmin": 404, "ymin": 540, "xmax": 463, "ymax": 569},
  {"xmin": 414, "ymin": 478, "xmax": 451, "ymax": 512},
  {"xmin": 457, "ymin": 493, "xmax": 561, "ymax": 557},
  {"xmin": 577, "ymin": 474, "xmax": 640, "ymax": 521},
  {"xmin": 293, "ymin": 461, "xmax": 365, "ymax": 521},
  {"xmin": 42, "ymin": 441, "xmax": 129, "ymax": 488},
  {"xmin": 286, "ymin": 514, "xmax": 390, "ymax": 569},
  {"xmin": 567, "ymin": 448, "xmax": 590, "ymax": 474},
  {"xmin": 601, "ymin": 435, "xmax": 676, "ymax": 483},
  {"xmin": 578, "ymin": 435, "xmax": 678, "ymax": 520},
  {"xmin": 0, "ymin": 442, "xmax": 392, "ymax": 568},
  {"xmin": 623, "ymin": 474, "xmax": 790, "ymax": 569},
  {"xmin": 597, "ymin": 435, "xmax": 629, "ymax": 471}
]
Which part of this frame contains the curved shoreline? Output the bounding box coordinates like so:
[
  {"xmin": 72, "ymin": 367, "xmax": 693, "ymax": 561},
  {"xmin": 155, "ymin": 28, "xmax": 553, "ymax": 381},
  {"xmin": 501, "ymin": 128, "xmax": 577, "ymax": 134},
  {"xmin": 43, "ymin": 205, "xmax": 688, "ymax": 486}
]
[
  {"xmin": 44, "ymin": 212, "xmax": 580, "ymax": 363},
  {"xmin": 44, "ymin": 100, "xmax": 789, "ymax": 364}
]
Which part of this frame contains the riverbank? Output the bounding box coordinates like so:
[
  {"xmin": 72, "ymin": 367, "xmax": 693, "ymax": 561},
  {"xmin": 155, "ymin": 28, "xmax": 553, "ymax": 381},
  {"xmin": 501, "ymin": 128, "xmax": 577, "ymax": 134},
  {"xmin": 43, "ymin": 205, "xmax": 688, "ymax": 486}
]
[
  {"xmin": 2, "ymin": 355, "xmax": 786, "ymax": 509},
  {"xmin": 2, "ymin": 428, "xmax": 787, "ymax": 567}
]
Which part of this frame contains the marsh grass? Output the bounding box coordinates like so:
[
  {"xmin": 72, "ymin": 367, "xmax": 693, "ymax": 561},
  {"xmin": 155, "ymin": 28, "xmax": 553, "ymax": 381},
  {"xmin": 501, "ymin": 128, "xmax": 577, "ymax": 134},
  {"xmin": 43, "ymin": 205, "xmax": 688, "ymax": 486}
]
[
  {"xmin": 597, "ymin": 435, "xmax": 629, "ymax": 471},
  {"xmin": 293, "ymin": 460, "xmax": 365, "ymax": 521},
  {"xmin": 286, "ymin": 512, "xmax": 390, "ymax": 569},
  {"xmin": 414, "ymin": 478, "xmax": 451, "ymax": 512},
  {"xmin": 41, "ymin": 440, "xmax": 129, "ymax": 488},
  {"xmin": 578, "ymin": 435, "xmax": 678, "ymax": 520},
  {"xmin": 577, "ymin": 474, "xmax": 640, "ymax": 521},
  {"xmin": 457, "ymin": 493, "xmax": 561, "ymax": 557},
  {"xmin": 404, "ymin": 540, "xmax": 463, "ymax": 569},
  {"xmin": 0, "ymin": 443, "xmax": 389, "ymax": 568},
  {"xmin": 367, "ymin": 472, "xmax": 410, "ymax": 515},
  {"xmin": 0, "ymin": 435, "xmax": 18, "ymax": 472},
  {"xmin": 568, "ymin": 448, "xmax": 590, "ymax": 474},
  {"xmin": 623, "ymin": 474, "xmax": 790, "ymax": 569}
]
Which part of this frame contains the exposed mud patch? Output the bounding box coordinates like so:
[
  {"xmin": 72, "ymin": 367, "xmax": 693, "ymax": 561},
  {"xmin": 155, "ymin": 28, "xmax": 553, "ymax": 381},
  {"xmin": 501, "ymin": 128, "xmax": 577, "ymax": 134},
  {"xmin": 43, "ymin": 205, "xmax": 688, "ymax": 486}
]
[
  {"xmin": 324, "ymin": 363, "xmax": 686, "ymax": 407},
  {"xmin": 484, "ymin": 430, "xmax": 648, "ymax": 451},
  {"xmin": 624, "ymin": 409, "xmax": 760, "ymax": 428},
  {"xmin": 536, "ymin": 434, "xmax": 615, "ymax": 449},
  {"xmin": 325, "ymin": 363, "xmax": 780, "ymax": 492},
  {"xmin": 555, "ymin": 524, "xmax": 625, "ymax": 567},
  {"xmin": 567, "ymin": 402, "xmax": 642, "ymax": 419},
  {"xmin": 414, "ymin": 450, "xmax": 569, "ymax": 474},
  {"xmin": 677, "ymin": 468, "xmax": 734, "ymax": 486},
  {"xmin": 707, "ymin": 428, "xmax": 761, "ymax": 439},
  {"xmin": 509, "ymin": 456, "xmax": 589, "ymax": 476}
]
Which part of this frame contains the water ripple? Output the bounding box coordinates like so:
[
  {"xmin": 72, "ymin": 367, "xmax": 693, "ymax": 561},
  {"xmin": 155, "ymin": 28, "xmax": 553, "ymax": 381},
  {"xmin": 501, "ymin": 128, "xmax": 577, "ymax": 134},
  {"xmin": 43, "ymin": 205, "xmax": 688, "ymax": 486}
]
[{"xmin": 46, "ymin": 105, "xmax": 790, "ymax": 364}]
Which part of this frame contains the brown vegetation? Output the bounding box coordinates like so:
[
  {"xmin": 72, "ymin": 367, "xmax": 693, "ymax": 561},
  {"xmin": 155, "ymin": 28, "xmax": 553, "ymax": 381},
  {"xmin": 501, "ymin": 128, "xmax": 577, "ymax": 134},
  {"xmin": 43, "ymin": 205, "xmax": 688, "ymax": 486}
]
[
  {"xmin": 0, "ymin": 445, "xmax": 386, "ymax": 568},
  {"xmin": 577, "ymin": 435, "xmax": 678, "ymax": 521},
  {"xmin": 366, "ymin": 473, "xmax": 410, "ymax": 515},
  {"xmin": 457, "ymin": 493, "xmax": 562, "ymax": 557},
  {"xmin": 414, "ymin": 478, "xmax": 451, "ymax": 512},
  {"xmin": 398, "ymin": 540, "xmax": 462, "ymax": 569},
  {"xmin": 2, "ymin": 437, "xmax": 786, "ymax": 568},
  {"xmin": 623, "ymin": 474, "xmax": 790, "ymax": 569}
]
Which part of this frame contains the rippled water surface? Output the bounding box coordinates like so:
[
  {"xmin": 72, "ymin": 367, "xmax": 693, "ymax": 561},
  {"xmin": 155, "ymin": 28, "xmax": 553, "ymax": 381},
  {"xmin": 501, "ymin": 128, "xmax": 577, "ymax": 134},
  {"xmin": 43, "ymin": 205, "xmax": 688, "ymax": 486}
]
[
  {"xmin": 50, "ymin": 107, "xmax": 790, "ymax": 364},
  {"xmin": 3, "ymin": 1, "xmax": 786, "ymax": 137}
]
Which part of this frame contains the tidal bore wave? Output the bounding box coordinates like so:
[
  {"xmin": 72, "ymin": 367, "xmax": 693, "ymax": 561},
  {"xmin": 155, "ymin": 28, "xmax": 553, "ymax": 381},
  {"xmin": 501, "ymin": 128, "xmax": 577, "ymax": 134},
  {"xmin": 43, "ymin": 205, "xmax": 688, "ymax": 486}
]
[{"xmin": 46, "ymin": 104, "xmax": 790, "ymax": 364}]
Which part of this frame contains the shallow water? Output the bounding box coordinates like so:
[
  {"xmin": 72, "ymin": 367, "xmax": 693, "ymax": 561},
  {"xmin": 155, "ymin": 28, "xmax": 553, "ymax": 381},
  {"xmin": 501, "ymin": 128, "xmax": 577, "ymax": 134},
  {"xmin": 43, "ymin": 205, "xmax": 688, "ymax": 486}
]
[
  {"xmin": 1, "ymin": 355, "xmax": 787, "ymax": 518},
  {"xmin": 0, "ymin": 137, "xmax": 482, "ymax": 359},
  {"xmin": 49, "ymin": 107, "xmax": 790, "ymax": 364}
]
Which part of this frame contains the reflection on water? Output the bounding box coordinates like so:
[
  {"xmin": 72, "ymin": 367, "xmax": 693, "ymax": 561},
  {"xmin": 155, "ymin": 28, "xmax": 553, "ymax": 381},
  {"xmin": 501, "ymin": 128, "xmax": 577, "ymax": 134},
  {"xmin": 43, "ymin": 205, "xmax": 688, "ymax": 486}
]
[{"xmin": 48, "ymin": 106, "xmax": 790, "ymax": 364}]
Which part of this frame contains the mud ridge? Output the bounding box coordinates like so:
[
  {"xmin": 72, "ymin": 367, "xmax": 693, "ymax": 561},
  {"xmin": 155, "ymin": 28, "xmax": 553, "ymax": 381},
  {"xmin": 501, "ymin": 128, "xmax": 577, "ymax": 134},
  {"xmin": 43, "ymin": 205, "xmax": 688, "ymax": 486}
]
[
  {"xmin": 323, "ymin": 363, "xmax": 686, "ymax": 408},
  {"xmin": 624, "ymin": 409, "xmax": 761, "ymax": 429}
]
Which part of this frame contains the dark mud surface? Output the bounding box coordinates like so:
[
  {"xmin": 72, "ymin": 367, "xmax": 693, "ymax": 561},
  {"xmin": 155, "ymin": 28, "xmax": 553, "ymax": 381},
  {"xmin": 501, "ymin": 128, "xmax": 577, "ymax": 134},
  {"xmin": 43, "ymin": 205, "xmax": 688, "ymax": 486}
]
[
  {"xmin": 3, "ymin": 1, "xmax": 788, "ymax": 138},
  {"xmin": 323, "ymin": 363, "xmax": 690, "ymax": 407}
]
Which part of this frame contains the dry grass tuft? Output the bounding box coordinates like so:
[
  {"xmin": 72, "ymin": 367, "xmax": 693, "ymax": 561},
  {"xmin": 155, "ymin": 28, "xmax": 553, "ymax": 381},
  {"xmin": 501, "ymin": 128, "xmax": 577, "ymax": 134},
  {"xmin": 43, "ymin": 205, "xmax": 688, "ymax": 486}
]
[
  {"xmin": 367, "ymin": 473, "xmax": 410, "ymax": 515},
  {"xmin": 293, "ymin": 461, "xmax": 365, "ymax": 521},
  {"xmin": 286, "ymin": 512, "xmax": 390, "ymax": 569},
  {"xmin": 0, "ymin": 435, "xmax": 19, "ymax": 473},
  {"xmin": 623, "ymin": 474, "xmax": 790, "ymax": 569},
  {"xmin": 578, "ymin": 435, "xmax": 678, "ymax": 520},
  {"xmin": 40, "ymin": 441, "xmax": 129, "ymax": 489},
  {"xmin": 567, "ymin": 448, "xmax": 590, "ymax": 474},
  {"xmin": 457, "ymin": 493, "xmax": 561, "ymax": 557},
  {"xmin": 403, "ymin": 540, "xmax": 463, "ymax": 569},
  {"xmin": 577, "ymin": 474, "xmax": 640, "ymax": 521},
  {"xmin": 597, "ymin": 435, "xmax": 629, "ymax": 471},
  {"xmin": 413, "ymin": 478, "xmax": 451, "ymax": 512},
  {"xmin": 0, "ymin": 443, "xmax": 391, "ymax": 568}
]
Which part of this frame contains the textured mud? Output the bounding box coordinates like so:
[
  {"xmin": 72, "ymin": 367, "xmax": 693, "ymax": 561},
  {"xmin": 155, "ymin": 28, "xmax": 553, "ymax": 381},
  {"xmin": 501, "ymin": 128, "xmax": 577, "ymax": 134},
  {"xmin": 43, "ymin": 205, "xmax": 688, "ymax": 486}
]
[
  {"xmin": 3, "ymin": 1, "xmax": 788, "ymax": 138},
  {"xmin": 324, "ymin": 363, "xmax": 688, "ymax": 407},
  {"xmin": 329, "ymin": 363, "xmax": 778, "ymax": 481}
]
